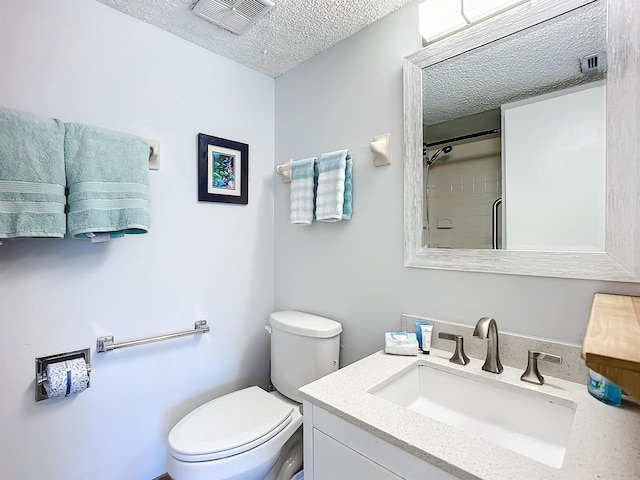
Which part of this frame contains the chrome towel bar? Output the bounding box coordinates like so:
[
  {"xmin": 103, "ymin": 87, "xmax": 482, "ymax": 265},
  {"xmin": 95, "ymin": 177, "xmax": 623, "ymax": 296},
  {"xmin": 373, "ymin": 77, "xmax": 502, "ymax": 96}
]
[{"xmin": 96, "ymin": 320, "xmax": 209, "ymax": 353}]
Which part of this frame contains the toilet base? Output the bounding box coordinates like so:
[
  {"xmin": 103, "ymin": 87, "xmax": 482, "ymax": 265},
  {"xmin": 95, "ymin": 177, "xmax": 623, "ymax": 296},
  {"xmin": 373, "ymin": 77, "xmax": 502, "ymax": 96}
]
[
  {"xmin": 265, "ymin": 427, "xmax": 303, "ymax": 480},
  {"xmin": 167, "ymin": 395, "xmax": 303, "ymax": 480},
  {"xmin": 167, "ymin": 427, "xmax": 302, "ymax": 480}
]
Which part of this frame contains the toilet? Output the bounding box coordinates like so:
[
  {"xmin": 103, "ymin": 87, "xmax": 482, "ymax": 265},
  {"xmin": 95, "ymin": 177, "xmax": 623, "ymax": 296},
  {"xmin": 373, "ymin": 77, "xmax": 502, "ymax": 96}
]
[{"xmin": 166, "ymin": 311, "xmax": 342, "ymax": 480}]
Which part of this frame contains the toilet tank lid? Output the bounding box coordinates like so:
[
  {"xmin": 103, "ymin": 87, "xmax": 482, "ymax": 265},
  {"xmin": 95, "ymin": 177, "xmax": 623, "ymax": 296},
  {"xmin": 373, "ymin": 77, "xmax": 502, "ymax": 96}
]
[{"xmin": 269, "ymin": 311, "xmax": 342, "ymax": 338}]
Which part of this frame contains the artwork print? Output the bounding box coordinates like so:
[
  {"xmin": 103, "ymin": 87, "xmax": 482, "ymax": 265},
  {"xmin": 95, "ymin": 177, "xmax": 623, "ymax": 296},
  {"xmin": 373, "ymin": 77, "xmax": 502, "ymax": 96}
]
[
  {"xmin": 212, "ymin": 151, "xmax": 235, "ymax": 190},
  {"xmin": 198, "ymin": 134, "xmax": 248, "ymax": 204},
  {"xmin": 208, "ymin": 146, "xmax": 239, "ymax": 195}
]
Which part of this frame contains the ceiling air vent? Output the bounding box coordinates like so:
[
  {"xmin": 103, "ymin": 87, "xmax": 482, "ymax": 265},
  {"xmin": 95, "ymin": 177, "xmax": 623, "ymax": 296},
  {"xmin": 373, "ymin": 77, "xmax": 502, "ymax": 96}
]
[
  {"xmin": 580, "ymin": 53, "xmax": 604, "ymax": 74},
  {"xmin": 192, "ymin": 0, "xmax": 274, "ymax": 35}
]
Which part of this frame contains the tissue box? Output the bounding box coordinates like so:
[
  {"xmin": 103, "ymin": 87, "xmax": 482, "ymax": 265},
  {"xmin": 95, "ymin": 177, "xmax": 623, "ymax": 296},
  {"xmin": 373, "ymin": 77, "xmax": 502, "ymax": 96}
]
[{"xmin": 385, "ymin": 332, "xmax": 419, "ymax": 356}]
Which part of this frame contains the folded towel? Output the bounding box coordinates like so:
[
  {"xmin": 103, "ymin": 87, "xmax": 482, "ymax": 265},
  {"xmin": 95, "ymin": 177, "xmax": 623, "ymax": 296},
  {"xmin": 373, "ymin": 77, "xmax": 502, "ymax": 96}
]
[
  {"xmin": 384, "ymin": 332, "xmax": 419, "ymax": 356},
  {"xmin": 64, "ymin": 123, "xmax": 150, "ymax": 240},
  {"xmin": 0, "ymin": 107, "xmax": 66, "ymax": 239},
  {"xmin": 290, "ymin": 157, "xmax": 316, "ymax": 226},
  {"xmin": 316, "ymin": 149, "xmax": 351, "ymax": 222}
]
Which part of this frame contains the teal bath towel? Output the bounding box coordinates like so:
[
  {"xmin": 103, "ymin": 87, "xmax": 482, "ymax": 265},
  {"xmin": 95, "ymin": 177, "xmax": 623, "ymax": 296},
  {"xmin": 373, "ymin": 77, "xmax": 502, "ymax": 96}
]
[
  {"xmin": 0, "ymin": 107, "xmax": 67, "ymax": 239},
  {"xmin": 64, "ymin": 123, "xmax": 150, "ymax": 239}
]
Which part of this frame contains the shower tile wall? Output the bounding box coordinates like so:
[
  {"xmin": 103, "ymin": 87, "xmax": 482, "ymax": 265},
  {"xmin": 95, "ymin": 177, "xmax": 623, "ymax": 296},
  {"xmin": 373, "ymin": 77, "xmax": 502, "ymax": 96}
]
[{"xmin": 427, "ymin": 155, "xmax": 501, "ymax": 249}]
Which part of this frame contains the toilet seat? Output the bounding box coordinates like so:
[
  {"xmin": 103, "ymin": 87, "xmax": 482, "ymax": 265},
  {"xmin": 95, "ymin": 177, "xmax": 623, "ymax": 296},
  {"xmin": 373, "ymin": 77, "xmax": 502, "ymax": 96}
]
[{"xmin": 168, "ymin": 386, "xmax": 294, "ymax": 463}]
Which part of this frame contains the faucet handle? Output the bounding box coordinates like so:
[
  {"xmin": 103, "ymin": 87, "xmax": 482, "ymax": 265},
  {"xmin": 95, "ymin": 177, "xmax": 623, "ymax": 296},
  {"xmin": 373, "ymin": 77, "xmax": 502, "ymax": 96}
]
[
  {"xmin": 438, "ymin": 332, "xmax": 470, "ymax": 365},
  {"xmin": 520, "ymin": 350, "xmax": 563, "ymax": 385}
]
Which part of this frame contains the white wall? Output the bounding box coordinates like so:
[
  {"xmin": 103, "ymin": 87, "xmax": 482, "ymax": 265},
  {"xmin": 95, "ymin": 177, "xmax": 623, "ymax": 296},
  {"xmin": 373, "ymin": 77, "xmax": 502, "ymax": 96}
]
[
  {"xmin": 0, "ymin": 1, "xmax": 274, "ymax": 479},
  {"xmin": 503, "ymin": 83, "xmax": 606, "ymax": 251},
  {"xmin": 273, "ymin": 1, "xmax": 640, "ymax": 367}
]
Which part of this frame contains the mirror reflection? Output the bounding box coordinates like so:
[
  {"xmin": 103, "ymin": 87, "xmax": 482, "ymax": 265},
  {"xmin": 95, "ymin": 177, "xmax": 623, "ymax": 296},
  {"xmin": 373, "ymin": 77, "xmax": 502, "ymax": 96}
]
[{"xmin": 421, "ymin": 1, "xmax": 606, "ymax": 251}]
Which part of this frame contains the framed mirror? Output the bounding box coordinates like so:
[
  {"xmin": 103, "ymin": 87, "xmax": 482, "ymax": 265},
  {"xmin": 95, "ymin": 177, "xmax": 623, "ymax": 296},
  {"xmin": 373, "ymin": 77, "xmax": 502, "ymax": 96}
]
[{"xmin": 403, "ymin": 0, "xmax": 640, "ymax": 282}]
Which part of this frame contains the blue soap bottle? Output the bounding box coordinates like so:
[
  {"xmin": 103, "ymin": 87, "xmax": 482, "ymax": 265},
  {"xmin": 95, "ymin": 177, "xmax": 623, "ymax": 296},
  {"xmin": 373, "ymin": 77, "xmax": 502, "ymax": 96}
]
[{"xmin": 587, "ymin": 368, "xmax": 622, "ymax": 406}]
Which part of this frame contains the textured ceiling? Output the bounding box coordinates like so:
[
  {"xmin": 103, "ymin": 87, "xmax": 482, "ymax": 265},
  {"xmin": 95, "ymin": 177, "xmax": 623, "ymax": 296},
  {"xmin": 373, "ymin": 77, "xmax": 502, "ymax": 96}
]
[
  {"xmin": 422, "ymin": 0, "xmax": 606, "ymax": 128},
  {"xmin": 96, "ymin": 0, "xmax": 415, "ymax": 78}
]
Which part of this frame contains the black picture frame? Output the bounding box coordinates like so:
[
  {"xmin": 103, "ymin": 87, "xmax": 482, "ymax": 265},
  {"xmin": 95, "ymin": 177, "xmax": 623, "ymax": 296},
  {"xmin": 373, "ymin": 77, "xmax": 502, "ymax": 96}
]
[{"xmin": 198, "ymin": 133, "xmax": 248, "ymax": 204}]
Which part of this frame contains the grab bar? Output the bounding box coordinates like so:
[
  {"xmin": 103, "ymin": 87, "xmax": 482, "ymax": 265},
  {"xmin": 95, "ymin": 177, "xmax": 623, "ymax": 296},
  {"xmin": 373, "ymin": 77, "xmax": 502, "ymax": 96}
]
[
  {"xmin": 96, "ymin": 320, "xmax": 209, "ymax": 353},
  {"xmin": 492, "ymin": 198, "xmax": 502, "ymax": 249}
]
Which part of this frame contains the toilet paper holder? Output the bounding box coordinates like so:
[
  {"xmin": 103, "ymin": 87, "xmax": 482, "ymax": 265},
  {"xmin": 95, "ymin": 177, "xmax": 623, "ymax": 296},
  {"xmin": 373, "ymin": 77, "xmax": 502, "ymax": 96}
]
[{"xmin": 35, "ymin": 348, "xmax": 91, "ymax": 402}]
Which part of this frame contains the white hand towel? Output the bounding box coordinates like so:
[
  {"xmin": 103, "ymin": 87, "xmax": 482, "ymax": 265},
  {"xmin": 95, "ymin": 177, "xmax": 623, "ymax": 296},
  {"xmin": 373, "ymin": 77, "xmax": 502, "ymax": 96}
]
[
  {"xmin": 290, "ymin": 157, "xmax": 316, "ymax": 225},
  {"xmin": 316, "ymin": 149, "xmax": 349, "ymax": 222}
]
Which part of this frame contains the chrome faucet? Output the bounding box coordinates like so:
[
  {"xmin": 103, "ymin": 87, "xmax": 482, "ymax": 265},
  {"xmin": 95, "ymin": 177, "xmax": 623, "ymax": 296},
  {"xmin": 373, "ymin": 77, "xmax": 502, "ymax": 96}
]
[{"xmin": 473, "ymin": 317, "xmax": 503, "ymax": 374}]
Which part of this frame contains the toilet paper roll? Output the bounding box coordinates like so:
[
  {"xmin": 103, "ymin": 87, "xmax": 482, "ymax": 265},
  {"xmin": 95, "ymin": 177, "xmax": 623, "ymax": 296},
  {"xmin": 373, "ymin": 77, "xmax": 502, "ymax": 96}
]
[{"xmin": 44, "ymin": 358, "xmax": 89, "ymax": 398}]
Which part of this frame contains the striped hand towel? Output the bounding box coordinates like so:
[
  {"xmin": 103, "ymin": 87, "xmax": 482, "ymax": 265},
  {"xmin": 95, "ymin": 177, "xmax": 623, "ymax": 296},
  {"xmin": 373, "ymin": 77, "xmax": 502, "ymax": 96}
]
[
  {"xmin": 290, "ymin": 157, "xmax": 316, "ymax": 225},
  {"xmin": 316, "ymin": 149, "xmax": 352, "ymax": 222},
  {"xmin": 343, "ymin": 153, "xmax": 353, "ymax": 220}
]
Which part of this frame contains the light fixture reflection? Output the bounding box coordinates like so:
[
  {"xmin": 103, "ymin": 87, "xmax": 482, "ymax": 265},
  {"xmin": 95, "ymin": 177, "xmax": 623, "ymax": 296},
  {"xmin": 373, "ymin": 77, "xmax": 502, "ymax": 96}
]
[
  {"xmin": 419, "ymin": 0, "xmax": 530, "ymax": 44},
  {"xmin": 463, "ymin": 0, "xmax": 529, "ymax": 22},
  {"xmin": 418, "ymin": 0, "xmax": 467, "ymax": 43}
]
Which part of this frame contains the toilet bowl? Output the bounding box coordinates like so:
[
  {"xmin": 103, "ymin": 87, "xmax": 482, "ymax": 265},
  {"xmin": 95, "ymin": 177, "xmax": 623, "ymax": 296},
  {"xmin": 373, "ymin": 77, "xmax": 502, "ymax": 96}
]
[
  {"xmin": 166, "ymin": 311, "xmax": 342, "ymax": 480},
  {"xmin": 167, "ymin": 387, "xmax": 303, "ymax": 480}
]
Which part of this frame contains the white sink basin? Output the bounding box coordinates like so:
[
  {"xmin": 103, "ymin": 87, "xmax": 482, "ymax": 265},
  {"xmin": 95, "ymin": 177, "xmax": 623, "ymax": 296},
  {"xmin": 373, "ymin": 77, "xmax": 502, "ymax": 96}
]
[{"xmin": 369, "ymin": 362, "xmax": 576, "ymax": 468}]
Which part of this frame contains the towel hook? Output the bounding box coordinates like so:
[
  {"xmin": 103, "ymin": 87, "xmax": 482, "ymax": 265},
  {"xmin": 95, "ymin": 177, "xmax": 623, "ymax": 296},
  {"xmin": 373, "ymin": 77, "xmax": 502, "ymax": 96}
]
[
  {"xmin": 370, "ymin": 133, "xmax": 391, "ymax": 167},
  {"xmin": 145, "ymin": 138, "xmax": 161, "ymax": 170},
  {"xmin": 276, "ymin": 159, "xmax": 293, "ymax": 183}
]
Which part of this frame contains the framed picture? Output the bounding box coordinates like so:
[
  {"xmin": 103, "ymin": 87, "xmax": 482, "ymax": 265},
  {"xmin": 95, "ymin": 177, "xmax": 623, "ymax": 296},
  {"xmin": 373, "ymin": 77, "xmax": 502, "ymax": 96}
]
[{"xmin": 198, "ymin": 133, "xmax": 249, "ymax": 204}]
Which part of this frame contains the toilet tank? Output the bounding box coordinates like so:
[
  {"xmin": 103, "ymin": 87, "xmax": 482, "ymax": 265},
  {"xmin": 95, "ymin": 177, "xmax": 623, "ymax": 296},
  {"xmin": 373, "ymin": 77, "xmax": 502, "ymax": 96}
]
[{"xmin": 269, "ymin": 311, "xmax": 342, "ymax": 403}]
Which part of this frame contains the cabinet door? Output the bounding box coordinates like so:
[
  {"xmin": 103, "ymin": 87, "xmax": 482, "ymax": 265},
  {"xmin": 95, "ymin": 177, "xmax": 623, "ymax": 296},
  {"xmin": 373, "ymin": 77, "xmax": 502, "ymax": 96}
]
[{"xmin": 313, "ymin": 429, "xmax": 404, "ymax": 480}]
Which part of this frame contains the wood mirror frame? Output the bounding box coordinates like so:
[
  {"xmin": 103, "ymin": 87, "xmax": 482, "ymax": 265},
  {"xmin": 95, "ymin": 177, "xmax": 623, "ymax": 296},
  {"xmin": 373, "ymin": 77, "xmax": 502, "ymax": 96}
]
[{"xmin": 403, "ymin": 0, "xmax": 640, "ymax": 282}]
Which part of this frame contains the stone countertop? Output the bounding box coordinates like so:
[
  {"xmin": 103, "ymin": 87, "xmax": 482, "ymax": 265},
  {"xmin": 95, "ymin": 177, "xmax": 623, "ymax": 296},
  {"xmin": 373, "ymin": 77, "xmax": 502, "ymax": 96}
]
[{"xmin": 299, "ymin": 349, "xmax": 640, "ymax": 480}]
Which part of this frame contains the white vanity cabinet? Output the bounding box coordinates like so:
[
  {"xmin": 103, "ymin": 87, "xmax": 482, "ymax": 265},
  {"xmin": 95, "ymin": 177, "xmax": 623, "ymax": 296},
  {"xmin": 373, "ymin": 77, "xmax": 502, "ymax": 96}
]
[
  {"xmin": 303, "ymin": 401, "xmax": 459, "ymax": 480},
  {"xmin": 313, "ymin": 430, "xmax": 403, "ymax": 479}
]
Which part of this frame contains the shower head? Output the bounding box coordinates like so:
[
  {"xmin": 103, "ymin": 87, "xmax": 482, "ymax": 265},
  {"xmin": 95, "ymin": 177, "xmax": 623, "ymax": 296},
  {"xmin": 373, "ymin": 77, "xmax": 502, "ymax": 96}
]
[{"xmin": 425, "ymin": 145, "xmax": 453, "ymax": 166}]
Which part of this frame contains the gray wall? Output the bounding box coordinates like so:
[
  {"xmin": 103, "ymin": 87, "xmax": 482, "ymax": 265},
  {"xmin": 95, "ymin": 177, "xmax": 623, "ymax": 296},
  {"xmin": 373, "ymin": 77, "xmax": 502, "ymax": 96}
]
[{"xmin": 273, "ymin": 0, "xmax": 640, "ymax": 366}]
